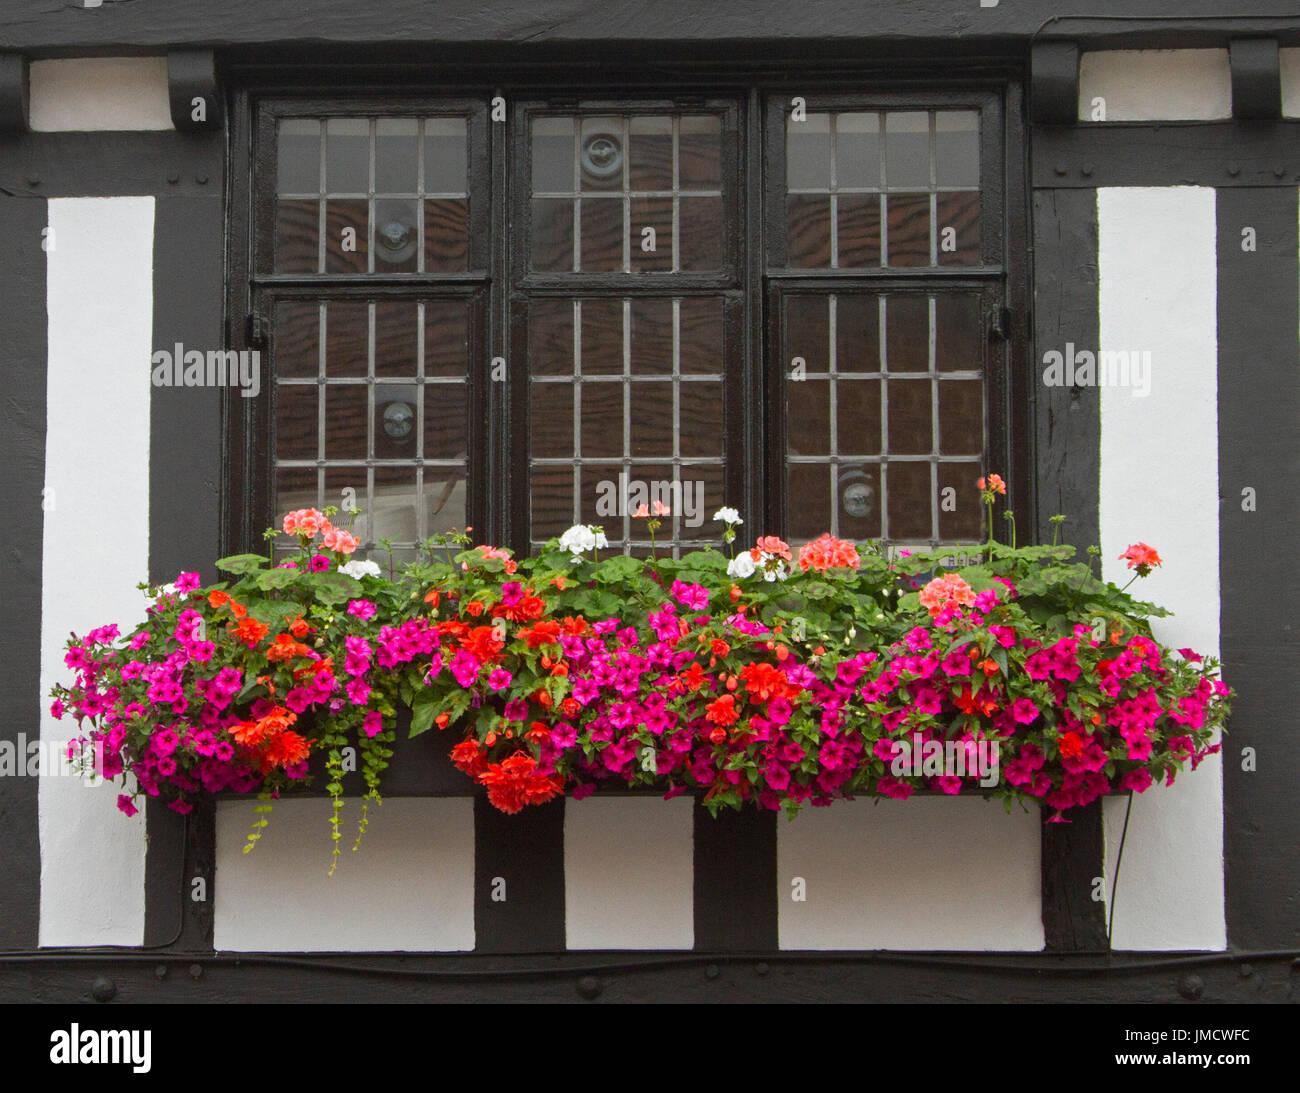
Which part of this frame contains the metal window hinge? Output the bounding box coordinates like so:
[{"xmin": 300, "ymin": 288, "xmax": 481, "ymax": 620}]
[{"xmin": 245, "ymin": 312, "xmax": 269, "ymax": 349}]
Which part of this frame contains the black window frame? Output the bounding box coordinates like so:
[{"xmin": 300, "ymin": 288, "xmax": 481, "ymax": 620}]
[
  {"xmin": 763, "ymin": 88, "xmax": 1013, "ymax": 546},
  {"xmin": 222, "ymin": 69, "xmax": 1031, "ymax": 562}
]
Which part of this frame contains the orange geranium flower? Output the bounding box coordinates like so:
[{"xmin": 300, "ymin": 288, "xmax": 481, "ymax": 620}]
[
  {"xmin": 208, "ymin": 589, "xmax": 230, "ymax": 609},
  {"xmin": 266, "ymin": 633, "xmax": 312, "ymax": 663},
  {"xmin": 679, "ymin": 662, "xmax": 707, "ymax": 692},
  {"xmin": 705, "ymin": 694, "xmax": 740, "ymax": 727},
  {"xmin": 476, "ymin": 753, "xmax": 563, "ymax": 814},
  {"xmin": 289, "ymin": 617, "xmax": 311, "ymax": 639},
  {"xmin": 519, "ymin": 619, "xmax": 562, "ymax": 649},
  {"xmin": 230, "ymin": 616, "xmax": 269, "ymax": 648},
  {"xmin": 460, "ymin": 625, "xmax": 504, "ymax": 662},
  {"xmin": 1057, "ymin": 731, "xmax": 1086, "ymax": 760},
  {"xmin": 450, "ymin": 739, "xmax": 489, "ymax": 778},
  {"xmin": 261, "ymin": 729, "xmax": 310, "ymax": 770}
]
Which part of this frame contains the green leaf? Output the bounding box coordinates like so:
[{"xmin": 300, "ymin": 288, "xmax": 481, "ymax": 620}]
[
  {"xmin": 410, "ymin": 693, "xmax": 440, "ymax": 737},
  {"xmin": 307, "ymin": 570, "xmax": 364, "ymax": 605},
  {"xmin": 591, "ymin": 555, "xmax": 648, "ymax": 584},
  {"xmin": 254, "ymin": 568, "xmax": 302, "ymax": 591},
  {"xmin": 215, "ymin": 553, "xmax": 269, "ymax": 575},
  {"xmin": 244, "ymin": 599, "xmax": 306, "ymax": 626}
]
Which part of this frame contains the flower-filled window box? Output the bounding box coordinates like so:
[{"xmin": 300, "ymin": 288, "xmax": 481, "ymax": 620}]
[{"xmin": 52, "ymin": 478, "xmax": 1228, "ymax": 874}]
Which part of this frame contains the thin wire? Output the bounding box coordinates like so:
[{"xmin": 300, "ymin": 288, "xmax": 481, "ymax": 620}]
[
  {"xmin": 31, "ymin": 812, "xmax": 189, "ymax": 953},
  {"xmin": 1107, "ymin": 790, "xmax": 1133, "ymax": 951},
  {"xmin": 1, "ymin": 947, "xmax": 1298, "ymax": 980}
]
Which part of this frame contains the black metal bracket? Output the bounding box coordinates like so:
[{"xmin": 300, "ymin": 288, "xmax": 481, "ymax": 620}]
[
  {"xmin": 1029, "ymin": 41, "xmax": 1079, "ymax": 127},
  {"xmin": 0, "ymin": 54, "xmax": 29, "ymax": 133},
  {"xmin": 1230, "ymin": 38, "xmax": 1281, "ymax": 121},
  {"xmin": 168, "ymin": 49, "xmax": 224, "ymax": 132}
]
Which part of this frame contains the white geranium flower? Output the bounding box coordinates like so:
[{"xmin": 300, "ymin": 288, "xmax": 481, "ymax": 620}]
[
  {"xmin": 713, "ymin": 507, "xmax": 743, "ymax": 526},
  {"xmin": 339, "ymin": 559, "xmax": 382, "ymax": 580},
  {"xmin": 559, "ymin": 524, "xmax": 609, "ymax": 561},
  {"xmin": 558, "ymin": 525, "xmax": 596, "ymax": 554},
  {"xmin": 726, "ymin": 552, "xmax": 756, "ymax": 579},
  {"xmin": 761, "ymin": 561, "xmax": 789, "ymax": 583}
]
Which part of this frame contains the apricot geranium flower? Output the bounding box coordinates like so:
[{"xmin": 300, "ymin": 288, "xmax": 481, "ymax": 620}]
[
  {"xmin": 1119, "ymin": 542, "xmax": 1162, "ymax": 576},
  {"xmin": 918, "ymin": 574, "xmax": 977, "ymax": 617},
  {"xmin": 797, "ymin": 533, "xmax": 861, "ymax": 573}
]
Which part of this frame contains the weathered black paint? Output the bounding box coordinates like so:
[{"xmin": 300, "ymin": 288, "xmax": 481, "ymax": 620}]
[
  {"xmin": 144, "ymin": 181, "xmax": 226, "ymax": 949},
  {"xmin": 1029, "ymin": 187, "xmax": 1101, "ymax": 553},
  {"xmin": 0, "ymin": 132, "xmax": 223, "ymax": 198},
  {"xmin": 1216, "ymin": 187, "xmax": 1300, "ymax": 951},
  {"xmin": 474, "ymin": 796, "xmax": 566, "ymax": 953},
  {"xmin": 167, "ymin": 49, "xmax": 223, "ymax": 131},
  {"xmin": 1229, "ymin": 38, "xmax": 1282, "ymax": 121},
  {"xmin": 1032, "ymin": 123, "xmax": 1300, "ymax": 190},
  {"xmin": 1041, "ymin": 802, "xmax": 1108, "ymax": 952},
  {"xmin": 2, "ymin": 1, "xmax": 1298, "ymax": 53},
  {"xmin": 0, "ymin": 52, "xmax": 27, "ymax": 131},
  {"xmin": 1028, "ymin": 185, "xmax": 1105, "ymax": 950},
  {"xmin": 1029, "ymin": 42, "xmax": 1079, "ymax": 126},
  {"xmin": 0, "ymin": 192, "xmax": 46, "ymax": 950},
  {"xmin": 693, "ymin": 805, "xmax": 778, "ymax": 951},
  {"xmin": 1, "ymin": 950, "xmax": 1297, "ymax": 1004}
]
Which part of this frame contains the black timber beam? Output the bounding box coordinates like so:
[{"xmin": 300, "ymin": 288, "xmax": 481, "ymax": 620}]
[
  {"xmin": 1230, "ymin": 38, "xmax": 1282, "ymax": 120},
  {"xmin": 0, "ymin": 52, "xmax": 27, "ymax": 131},
  {"xmin": 167, "ymin": 49, "xmax": 223, "ymax": 131},
  {"xmin": 1, "ymin": 2, "xmax": 1300, "ymax": 54},
  {"xmin": 1029, "ymin": 41, "xmax": 1078, "ymax": 126}
]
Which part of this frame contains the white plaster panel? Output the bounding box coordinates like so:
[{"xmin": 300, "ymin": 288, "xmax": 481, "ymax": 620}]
[
  {"xmin": 1079, "ymin": 50, "xmax": 1232, "ymax": 121},
  {"xmin": 30, "ymin": 58, "xmax": 172, "ymax": 132},
  {"xmin": 39, "ymin": 197, "xmax": 155, "ymax": 946},
  {"xmin": 564, "ymin": 796, "xmax": 694, "ymax": 949},
  {"xmin": 1096, "ymin": 186, "xmax": 1224, "ymax": 951},
  {"xmin": 214, "ymin": 798, "xmax": 476, "ymax": 952},
  {"xmin": 777, "ymin": 798, "xmax": 1044, "ymax": 950}
]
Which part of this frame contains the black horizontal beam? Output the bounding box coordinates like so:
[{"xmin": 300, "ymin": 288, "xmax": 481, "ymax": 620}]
[
  {"xmin": 2, "ymin": 2, "xmax": 1299, "ymax": 54},
  {"xmin": 2, "ymin": 949, "xmax": 1297, "ymax": 1004},
  {"xmin": 0, "ymin": 131, "xmax": 223, "ymax": 197},
  {"xmin": 1032, "ymin": 122, "xmax": 1300, "ymax": 188}
]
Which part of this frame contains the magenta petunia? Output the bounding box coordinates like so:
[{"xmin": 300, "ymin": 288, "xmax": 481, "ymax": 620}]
[{"xmin": 309, "ymin": 554, "xmax": 331, "ymax": 572}]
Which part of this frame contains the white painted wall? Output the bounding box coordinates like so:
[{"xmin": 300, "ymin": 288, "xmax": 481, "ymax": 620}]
[
  {"xmin": 1079, "ymin": 50, "xmax": 1232, "ymax": 121},
  {"xmin": 1281, "ymin": 48, "xmax": 1300, "ymax": 118},
  {"xmin": 39, "ymin": 197, "xmax": 155, "ymax": 946},
  {"xmin": 777, "ymin": 797, "xmax": 1043, "ymax": 950},
  {"xmin": 564, "ymin": 797, "xmax": 695, "ymax": 949},
  {"xmin": 29, "ymin": 58, "xmax": 172, "ymax": 132},
  {"xmin": 214, "ymin": 798, "xmax": 475, "ymax": 951},
  {"xmin": 1096, "ymin": 187, "xmax": 1224, "ymax": 951}
]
